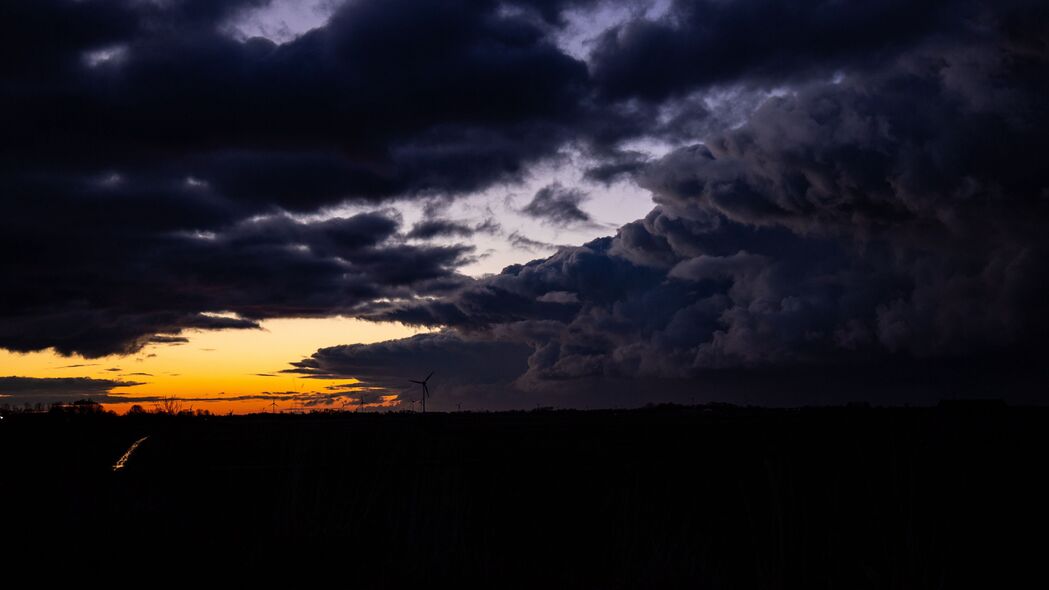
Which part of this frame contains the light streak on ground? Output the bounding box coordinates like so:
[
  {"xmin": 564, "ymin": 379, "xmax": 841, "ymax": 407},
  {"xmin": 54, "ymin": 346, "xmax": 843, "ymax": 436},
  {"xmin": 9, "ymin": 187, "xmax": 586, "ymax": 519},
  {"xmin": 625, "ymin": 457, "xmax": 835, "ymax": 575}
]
[{"xmin": 112, "ymin": 436, "xmax": 149, "ymax": 472}]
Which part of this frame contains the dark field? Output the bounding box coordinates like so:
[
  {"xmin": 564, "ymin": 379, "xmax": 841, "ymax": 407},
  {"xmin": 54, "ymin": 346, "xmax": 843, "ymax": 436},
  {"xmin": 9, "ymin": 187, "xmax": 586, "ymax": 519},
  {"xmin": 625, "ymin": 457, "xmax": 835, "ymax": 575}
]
[{"xmin": 4, "ymin": 404, "xmax": 1047, "ymax": 586}]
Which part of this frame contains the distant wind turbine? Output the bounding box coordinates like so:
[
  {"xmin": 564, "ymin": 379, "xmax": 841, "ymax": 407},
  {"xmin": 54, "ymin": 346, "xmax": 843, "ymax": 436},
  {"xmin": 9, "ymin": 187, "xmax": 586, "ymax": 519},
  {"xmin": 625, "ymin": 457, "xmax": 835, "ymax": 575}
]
[{"xmin": 409, "ymin": 371, "xmax": 434, "ymax": 413}]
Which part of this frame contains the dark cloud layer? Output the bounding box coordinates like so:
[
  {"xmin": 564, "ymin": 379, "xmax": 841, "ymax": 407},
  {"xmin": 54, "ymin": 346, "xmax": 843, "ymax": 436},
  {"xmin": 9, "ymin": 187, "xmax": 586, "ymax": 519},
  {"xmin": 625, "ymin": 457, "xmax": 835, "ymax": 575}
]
[
  {"xmin": 288, "ymin": 332, "xmax": 534, "ymax": 405},
  {"xmin": 0, "ymin": 374, "xmax": 374, "ymax": 408},
  {"xmin": 4, "ymin": 1, "xmax": 1049, "ymax": 407},
  {"xmin": 1, "ymin": 0, "xmax": 597, "ymax": 356},
  {"xmin": 589, "ymin": 0, "xmax": 983, "ymax": 102},
  {"xmin": 0, "ymin": 208, "xmax": 473, "ymax": 356},
  {"xmin": 296, "ymin": 0, "xmax": 1049, "ymax": 406},
  {"xmin": 4, "ymin": 0, "xmax": 591, "ymax": 204},
  {"xmin": 407, "ymin": 218, "xmax": 501, "ymax": 240},
  {"xmin": 0, "ymin": 376, "xmax": 143, "ymax": 406}
]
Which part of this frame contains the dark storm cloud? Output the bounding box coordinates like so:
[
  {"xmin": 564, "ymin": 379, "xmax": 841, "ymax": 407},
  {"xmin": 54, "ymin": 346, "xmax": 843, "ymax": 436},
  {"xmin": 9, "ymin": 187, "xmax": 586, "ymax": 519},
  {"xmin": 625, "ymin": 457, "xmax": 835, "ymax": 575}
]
[
  {"xmin": 5, "ymin": 0, "xmax": 1049, "ymax": 410},
  {"xmin": 406, "ymin": 218, "xmax": 501, "ymax": 240},
  {"xmin": 521, "ymin": 183, "xmax": 597, "ymax": 227},
  {"xmin": 287, "ymin": 332, "xmax": 534, "ymax": 407},
  {"xmin": 1, "ymin": 0, "xmax": 616, "ymax": 357},
  {"xmin": 583, "ymin": 155, "xmax": 650, "ymax": 185},
  {"xmin": 407, "ymin": 220, "xmax": 473, "ymax": 240},
  {"xmin": 0, "ymin": 208, "xmax": 473, "ymax": 357},
  {"xmin": 148, "ymin": 336, "xmax": 190, "ymax": 345},
  {"xmin": 0, "ymin": 376, "xmax": 143, "ymax": 406},
  {"xmin": 297, "ymin": 2, "xmax": 1049, "ymax": 405},
  {"xmin": 589, "ymin": 0, "xmax": 979, "ymax": 102},
  {"xmin": 4, "ymin": 0, "xmax": 590, "ymax": 203}
]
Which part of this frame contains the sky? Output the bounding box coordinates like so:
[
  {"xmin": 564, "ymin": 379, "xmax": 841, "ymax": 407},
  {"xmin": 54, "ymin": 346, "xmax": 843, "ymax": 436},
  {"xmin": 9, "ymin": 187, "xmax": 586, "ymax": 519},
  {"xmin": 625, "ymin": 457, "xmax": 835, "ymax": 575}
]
[{"xmin": 2, "ymin": 0, "xmax": 1048, "ymax": 412}]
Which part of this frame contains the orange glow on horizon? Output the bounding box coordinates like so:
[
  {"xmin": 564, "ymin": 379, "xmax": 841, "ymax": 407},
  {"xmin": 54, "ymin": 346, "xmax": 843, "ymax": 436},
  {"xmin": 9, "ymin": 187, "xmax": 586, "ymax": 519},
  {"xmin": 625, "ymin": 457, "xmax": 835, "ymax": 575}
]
[
  {"xmin": 102, "ymin": 394, "xmax": 403, "ymax": 416},
  {"xmin": 0, "ymin": 317, "xmax": 430, "ymax": 414}
]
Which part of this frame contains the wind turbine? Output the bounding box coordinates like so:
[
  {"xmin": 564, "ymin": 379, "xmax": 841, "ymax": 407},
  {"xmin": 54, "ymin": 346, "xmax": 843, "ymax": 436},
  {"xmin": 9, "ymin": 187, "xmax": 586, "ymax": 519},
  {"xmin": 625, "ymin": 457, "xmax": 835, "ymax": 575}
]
[{"xmin": 409, "ymin": 371, "xmax": 434, "ymax": 413}]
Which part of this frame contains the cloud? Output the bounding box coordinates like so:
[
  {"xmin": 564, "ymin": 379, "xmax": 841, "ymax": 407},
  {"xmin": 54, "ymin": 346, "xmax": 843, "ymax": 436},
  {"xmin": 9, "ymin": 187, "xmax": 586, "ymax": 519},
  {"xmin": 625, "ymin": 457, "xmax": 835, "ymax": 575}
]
[
  {"xmin": 114, "ymin": 390, "xmax": 376, "ymax": 408},
  {"xmin": 0, "ymin": 376, "xmax": 380, "ymax": 408},
  {"xmin": 5, "ymin": 0, "xmax": 592, "ymax": 204},
  {"xmin": 406, "ymin": 218, "xmax": 502, "ymax": 240},
  {"xmin": 520, "ymin": 183, "xmax": 598, "ymax": 227},
  {"xmin": 508, "ymin": 232, "xmax": 566, "ymax": 253},
  {"xmin": 287, "ymin": 332, "xmax": 535, "ymax": 408},
  {"xmin": 295, "ymin": 3, "xmax": 1049, "ymax": 406},
  {"xmin": 0, "ymin": 209, "xmax": 473, "ymax": 357},
  {"xmin": 5, "ymin": 0, "xmax": 1049, "ymax": 410},
  {"xmin": 407, "ymin": 220, "xmax": 477, "ymax": 239},
  {"xmin": 0, "ymin": 376, "xmax": 143, "ymax": 406},
  {"xmin": 583, "ymin": 154, "xmax": 650, "ymax": 185},
  {"xmin": 0, "ymin": 0, "xmax": 599, "ymax": 357},
  {"xmin": 0, "ymin": 0, "xmax": 780, "ymax": 358},
  {"xmin": 588, "ymin": 0, "xmax": 983, "ymax": 102}
]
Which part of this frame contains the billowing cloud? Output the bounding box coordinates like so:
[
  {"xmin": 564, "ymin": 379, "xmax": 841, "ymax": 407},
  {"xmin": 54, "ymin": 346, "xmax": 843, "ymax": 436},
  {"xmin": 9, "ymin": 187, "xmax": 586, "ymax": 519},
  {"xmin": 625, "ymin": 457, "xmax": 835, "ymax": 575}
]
[
  {"xmin": 1, "ymin": 0, "xmax": 599, "ymax": 357},
  {"xmin": 288, "ymin": 331, "xmax": 534, "ymax": 406},
  {"xmin": 293, "ymin": 2, "xmax": 1049, "ymax": 406},
  {"xmin": 4, "ymin": 0, "xmax": 593, "ymax": 205},
  {"xmin": 589, "ymin": 0, "xmax": 984, "ymax": 102},
  {"xmin": 4, "ymin": 0, "xmax": 1049, "ymax": 409}
]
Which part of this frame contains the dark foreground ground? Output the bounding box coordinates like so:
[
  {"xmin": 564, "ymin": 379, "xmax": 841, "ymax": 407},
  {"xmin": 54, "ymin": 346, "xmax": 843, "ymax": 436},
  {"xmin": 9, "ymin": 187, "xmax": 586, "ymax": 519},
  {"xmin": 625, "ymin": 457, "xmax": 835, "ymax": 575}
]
[{"xmin": 3, "ymin": 403, "xmax": 1047, "ymax": 587}]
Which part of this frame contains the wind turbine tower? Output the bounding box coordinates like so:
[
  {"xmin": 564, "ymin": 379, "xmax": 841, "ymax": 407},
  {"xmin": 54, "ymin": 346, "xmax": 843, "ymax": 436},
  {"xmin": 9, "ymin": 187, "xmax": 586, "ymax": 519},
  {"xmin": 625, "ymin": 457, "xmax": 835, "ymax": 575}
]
[{"xmin": 409, "ymin": 371, "xmax": 434, "ymax": 413}]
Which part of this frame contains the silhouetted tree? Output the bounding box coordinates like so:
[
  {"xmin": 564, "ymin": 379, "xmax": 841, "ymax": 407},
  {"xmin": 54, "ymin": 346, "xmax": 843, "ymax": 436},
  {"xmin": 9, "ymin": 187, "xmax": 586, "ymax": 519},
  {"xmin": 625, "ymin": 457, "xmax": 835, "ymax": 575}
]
[
  {"xmin": 152, "ymin": 397, "xmax": 184, "ymax": 415},
  {"xmin": 70, "ymin": 399, "xmax": 107, "ymax": 415}
]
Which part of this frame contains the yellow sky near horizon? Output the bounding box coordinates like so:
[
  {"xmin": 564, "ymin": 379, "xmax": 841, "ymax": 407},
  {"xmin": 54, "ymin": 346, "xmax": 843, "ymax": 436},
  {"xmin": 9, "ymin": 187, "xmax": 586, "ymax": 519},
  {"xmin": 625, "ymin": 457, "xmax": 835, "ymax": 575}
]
[{"xmin": 0, "ymin": 317, "xmax": 431, "ymax": 414}]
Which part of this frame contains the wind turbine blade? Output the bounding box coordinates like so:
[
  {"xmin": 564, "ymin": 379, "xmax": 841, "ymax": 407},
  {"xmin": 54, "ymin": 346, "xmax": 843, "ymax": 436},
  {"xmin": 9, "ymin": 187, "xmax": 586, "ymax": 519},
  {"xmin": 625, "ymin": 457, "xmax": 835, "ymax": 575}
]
[
  {"xmin": 409, "ymin": 380, "xmax": 423, "ymax": 384},
  {"xmin": 424, "ymin": 371, "xmax": 434, "ymax": 382}
]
